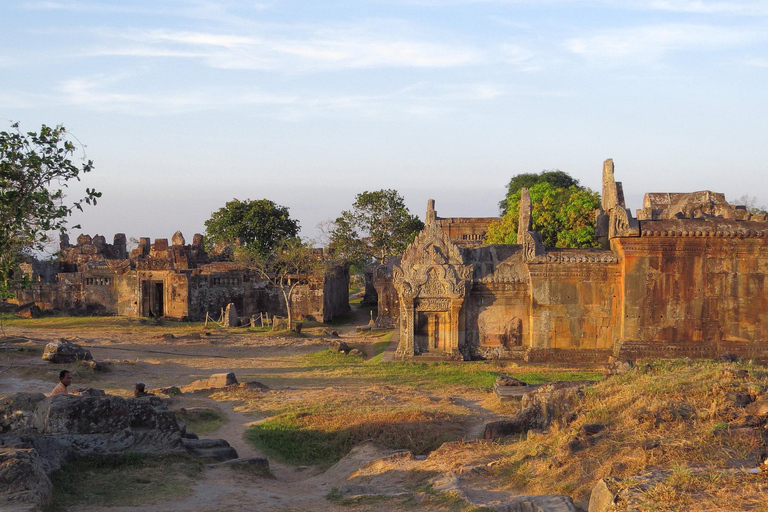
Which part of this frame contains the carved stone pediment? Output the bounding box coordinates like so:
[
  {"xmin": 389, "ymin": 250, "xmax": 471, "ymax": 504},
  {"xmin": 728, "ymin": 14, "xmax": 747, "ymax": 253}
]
[
  {"xmin": 400, "ymin": 224, "xmax": 465, "ymax": 267},
  {"xmin": 394, "ymin": 224, "xmax": 472, "ymax": 300},
  {"xmin": 609, "ymin": 207, "xmax": 640, "ymax": 238}
]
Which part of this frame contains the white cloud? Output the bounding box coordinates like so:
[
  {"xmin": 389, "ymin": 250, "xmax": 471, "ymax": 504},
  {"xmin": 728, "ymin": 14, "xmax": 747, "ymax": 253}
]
[
  {"xmin": 566, "ymin": 24, "xmax": 759, "ymax": 63},
  {"xmin": 89, "ymin": 23, "xmax": 484, "ymax": 71},
  {"xmin": 618, "ymin": 0, "xmax": 768, "ymax": 16}
]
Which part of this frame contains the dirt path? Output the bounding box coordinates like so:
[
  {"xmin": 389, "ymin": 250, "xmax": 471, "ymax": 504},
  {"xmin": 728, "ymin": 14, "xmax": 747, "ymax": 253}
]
[{"xmin": 1, "ymin": 323, "xmax": 517, "ymax": 512}]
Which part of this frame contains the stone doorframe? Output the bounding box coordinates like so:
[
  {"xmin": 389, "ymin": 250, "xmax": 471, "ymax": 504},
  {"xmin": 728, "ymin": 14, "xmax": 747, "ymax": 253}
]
[{"xmin": 393, "ymin": 224, "xmax": 472, "ymax": 360}]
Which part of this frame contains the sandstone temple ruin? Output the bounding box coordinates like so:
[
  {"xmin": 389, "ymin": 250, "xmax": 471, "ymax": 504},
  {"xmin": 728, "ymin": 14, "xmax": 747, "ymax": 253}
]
[
  {"xmin": 371, "ymin": 159, "xmax": 768, "ymax": 362},
  {"xmin": 17, "ymin": 232, "xmax": 349, "ymax": 323}
]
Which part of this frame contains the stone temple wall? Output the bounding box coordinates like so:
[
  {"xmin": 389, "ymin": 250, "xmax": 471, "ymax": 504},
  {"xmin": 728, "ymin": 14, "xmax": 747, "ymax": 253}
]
[
  {"xmin": 16, "ymin": 233, "xmax": 349, "ymax": 324},
  {"xmin": 385, "ymin": 159, "xmax": 768, "ymax": 362}
]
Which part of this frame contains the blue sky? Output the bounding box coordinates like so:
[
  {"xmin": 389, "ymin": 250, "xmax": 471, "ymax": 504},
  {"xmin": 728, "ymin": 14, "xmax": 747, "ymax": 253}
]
[{"xmin": 2, "ymin": 0, "xmax": 767, "ymax": 248}]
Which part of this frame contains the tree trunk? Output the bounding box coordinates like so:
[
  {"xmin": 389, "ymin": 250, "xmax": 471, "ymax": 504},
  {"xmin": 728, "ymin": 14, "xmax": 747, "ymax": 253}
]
[{"xmin": 282, "ymin": 285, "xmax": 293, "ymax": 331}]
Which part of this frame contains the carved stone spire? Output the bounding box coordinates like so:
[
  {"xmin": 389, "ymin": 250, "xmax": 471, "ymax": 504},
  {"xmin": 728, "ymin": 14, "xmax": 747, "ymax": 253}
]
[{"xmin": 517, "ymin": 187, "xmax": 532, "ymax": 244}]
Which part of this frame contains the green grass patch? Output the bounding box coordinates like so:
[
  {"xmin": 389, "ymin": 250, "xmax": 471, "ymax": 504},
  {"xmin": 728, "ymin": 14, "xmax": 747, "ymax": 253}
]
[
  {"xmin": 299, "ymin": 348, "xmax": 601, "ymax": 389},
  {"xmin": 245, "ymin": 408, "xmax": 464, "ymax": 466},
  {"xmin": 176, "ymin": 408, "xmax": 228, "ymax": 435},
  {"xmin": 49, "ymin": 452, "xmax": 204, "ymax": 510},
  {"xmin": 0, "ymin": 313, "xmax": 207, "ymax": 332}
]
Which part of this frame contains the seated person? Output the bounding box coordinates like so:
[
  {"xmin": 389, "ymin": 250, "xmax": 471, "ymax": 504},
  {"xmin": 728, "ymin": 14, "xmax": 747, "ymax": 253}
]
[
  {"xmin": 49, "ymin": 370, "xmax": 72, "ymax": 396},
  {"xmin": 133, "ymin": 382, "xmax": 154, "ymax": 398}
]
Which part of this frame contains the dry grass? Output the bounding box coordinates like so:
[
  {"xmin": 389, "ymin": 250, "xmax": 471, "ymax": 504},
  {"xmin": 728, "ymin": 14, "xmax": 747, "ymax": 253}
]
[{"xmin": 465, "ymin": 359, "xmax": 768, "ymax": 509}]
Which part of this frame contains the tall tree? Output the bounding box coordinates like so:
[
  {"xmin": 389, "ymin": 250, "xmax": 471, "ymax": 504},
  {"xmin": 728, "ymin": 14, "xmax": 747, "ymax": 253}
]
[
  {"xmin": 239, "ymin": 238, "xmax": 324, "ymax": 331},
  {"xmin": 498, "ymin": 169, "xmax": 578, "ymax": 215},
  {"xmin": 328, "ymin": 189, "xmax": 424, "ymax": 269},
  {"xmin": 204, "ymin": 199, "xmax": 300, "ymax": 259},
  {"xmin": 0, "ymin": 123, "xmax": 100, "ymax": 299},
  {"xmin": 485, "ymin": 180, "xmax": 600, "ymax": 248}
]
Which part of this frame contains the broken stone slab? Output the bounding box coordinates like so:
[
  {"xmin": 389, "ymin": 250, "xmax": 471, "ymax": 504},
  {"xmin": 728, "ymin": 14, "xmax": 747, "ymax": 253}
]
[
  {"xmin": 181, "ymin": 438, "xmax": 238, "ymax": 461},
  {"xmin": 588, "ymin": 471, "xmax": 672, "ymax": 512},
  {"xmin": 41, "ymin": 339, "xmax": 92, "ymax": 364},
  {"xmin": 14, "ymin": 302, "xmax": 41, "ymax": 319},
  {"xmin": 485, "ymin": 381, "xmax": 593, "ymax": 439},
  {"xmin": 497, "ymin": 376, "xmax": 528, "ymax": 387},
  {"xmin": 498, "ymin": 494, "xmax": 579, "ymax": 512},
  {"xmin": 494, "ymin": 383, "xmax": 539, "ymax": 403},
  {"xmin": 210, "ymin": 456, "xmax": 270, "ymax": 472},
  {"xmin": 182, "ymin": 372, "xmax": 239, "ymax": 392},
  {"xmin": 223, "ymin": 303, "xmax": 239, "ymax": 327},
  {"xmin": 328, "ymin": 340, "xmax": 350, "ymax": 353}
]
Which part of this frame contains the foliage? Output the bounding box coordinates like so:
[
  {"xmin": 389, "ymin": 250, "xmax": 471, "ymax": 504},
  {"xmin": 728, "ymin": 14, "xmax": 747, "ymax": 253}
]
[
  {"xmin": 327, "ymin": 189, "xmax": 424, "ymax": 269},
  {"xmin": 498, "ymin": 169, "xmax": 578, "ymax": 215},
  {"xmin": 204, "ymin": 198, "xmax": 299, "ymax": 259},
  {"xmin": 241, "ymin": 237, "xmax": 324, "ymax": 330},
  {"xmin": 0, "ymin": 123, "xmax": 99, "ymax": 299},
  {"xmin": 485, "ymin": 181, "xmax": 601, "ymax": 248}
]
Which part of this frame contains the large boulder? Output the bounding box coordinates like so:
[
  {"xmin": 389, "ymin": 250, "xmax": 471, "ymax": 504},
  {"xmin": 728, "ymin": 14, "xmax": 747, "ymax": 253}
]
[
  {"xmin": 41, "ymin": 339, "xmax": 92, "ymax": 364},
  {"xmin": 39, "ymin": 395, "xmax": 130, "ymax": 434},
  {"xmin": 0, "ymin": 393, "xmax": 47, "ymax": 433},
  {"xmin": 484, "ymin": 381, "xmax": 593, "ymax": 439},
  {"xmin": 0, "ymin": 447, "xmax": 52, "ymax": 511}
]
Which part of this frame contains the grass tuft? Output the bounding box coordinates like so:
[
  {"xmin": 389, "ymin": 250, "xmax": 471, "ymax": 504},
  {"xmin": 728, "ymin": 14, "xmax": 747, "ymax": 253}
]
[{"xmin": 49, "ymin": 452, "xmax": 203, "ymax": 510}]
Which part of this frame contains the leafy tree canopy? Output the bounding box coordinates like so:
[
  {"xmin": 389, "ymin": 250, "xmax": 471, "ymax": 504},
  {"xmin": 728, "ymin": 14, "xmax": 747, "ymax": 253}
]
[
  {"xmin": 237, "ymin": 237, "xmax": 323, "ymax": 330},
  {"xmin": 499, "ymin": 169, "xmax": 578, "ymax": 215},
  {"xmin": 327, "ymin": 189, "xmax": 424, "ymax": 269},
  {"xmin": 204, "ymin": 199, "xmax": 300, "ymax": 259},
  {"xmin": 485, "ymin": 181, "xmax": 601, "ymax": 248},
  {"xmin": 0, "ymin": 123, "xmax": 100, "ymax": 298}
]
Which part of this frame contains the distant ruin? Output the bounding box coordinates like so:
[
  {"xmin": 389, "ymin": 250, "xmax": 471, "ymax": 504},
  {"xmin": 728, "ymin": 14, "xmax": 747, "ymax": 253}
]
[
  {"xmin": 372, "ymin": 159, "xmax": 768, "ymax": 362},
  {"xmin": 17, "ymin": 232, "xmax": 349, "ymax": 323}
]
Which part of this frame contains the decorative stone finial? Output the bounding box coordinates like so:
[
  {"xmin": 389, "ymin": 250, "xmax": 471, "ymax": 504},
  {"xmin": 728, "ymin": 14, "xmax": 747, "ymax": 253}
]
[{"xmin": 426, "ymin": 199, "xmax": 436, "ymax": 226}]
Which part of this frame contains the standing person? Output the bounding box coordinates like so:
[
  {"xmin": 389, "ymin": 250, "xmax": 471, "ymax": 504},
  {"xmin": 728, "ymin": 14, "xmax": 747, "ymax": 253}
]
[{"xmin": 50, "ymin": 370, "xmax": 72, "ymax": 396}]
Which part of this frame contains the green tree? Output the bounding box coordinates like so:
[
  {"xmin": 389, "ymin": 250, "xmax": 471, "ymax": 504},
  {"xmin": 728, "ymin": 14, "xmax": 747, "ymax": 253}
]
[
  {"xmin": 498, "ymin": 169, "xmax": 578, "ymax": 215},
  {"xmin": 239, "ymin": 238, "xmax": 324, "ymax": 331},
  {"xmin": 485, "ymin": 181, "xmax": 600, "ymax": 248},
  {"xmin": 204, "ymin": 199, "xmax": 300, "ymax": 259},
  {"xmin": 0, "ymin": 123, "xmax": 100, "ymax": 299},
  {"xmin": 328, "ymin": 189, "xmax": 424, "ymax": 269}
]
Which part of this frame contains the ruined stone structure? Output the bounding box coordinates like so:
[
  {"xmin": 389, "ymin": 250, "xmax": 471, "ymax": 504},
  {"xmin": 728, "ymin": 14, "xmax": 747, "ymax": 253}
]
[
  {"xmin": 18, "ymin": 232, "xmax": 350, "ymax": 323},
  {"xmin": 427, "ymin": 199, "xmax": 500, "ymax": 248},
  {"xmin": 381, "ymin": 159, "xmax": 768, "ymax": 362}
]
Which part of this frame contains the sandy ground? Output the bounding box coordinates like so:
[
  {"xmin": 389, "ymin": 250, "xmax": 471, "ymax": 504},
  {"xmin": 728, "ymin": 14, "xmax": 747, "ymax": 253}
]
[{"xmin": 0, "ymin": 311, "xmax": 519, "ymax": 512}]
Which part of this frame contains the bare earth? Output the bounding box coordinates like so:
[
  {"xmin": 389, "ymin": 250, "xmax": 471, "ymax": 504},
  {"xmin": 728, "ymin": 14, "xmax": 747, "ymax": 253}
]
[{"xmin": 0, "ymin": 314, "xmax": 518, "ymax": 512}]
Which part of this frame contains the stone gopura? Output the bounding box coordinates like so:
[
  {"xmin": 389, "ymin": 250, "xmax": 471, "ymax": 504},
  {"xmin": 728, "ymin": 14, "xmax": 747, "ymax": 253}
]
[{"xmin": 380, "ymin": 159, "xmax": 768, "ymax": 362}]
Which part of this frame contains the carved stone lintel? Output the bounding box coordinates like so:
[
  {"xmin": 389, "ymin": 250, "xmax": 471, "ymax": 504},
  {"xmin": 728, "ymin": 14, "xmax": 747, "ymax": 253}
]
[
  {"xmin": 609, "ymin": 207, "xmax": 640, "ymax": 238},
  {"xmin": 415, "ymin": 298, "xmax": 450, "ymax": 311}
]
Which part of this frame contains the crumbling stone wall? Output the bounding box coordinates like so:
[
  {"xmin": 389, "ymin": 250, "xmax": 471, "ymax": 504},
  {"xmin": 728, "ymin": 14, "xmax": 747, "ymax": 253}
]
[{"xmin": 16, "ymin": 232, "xmax": 350, "ymax": 323}]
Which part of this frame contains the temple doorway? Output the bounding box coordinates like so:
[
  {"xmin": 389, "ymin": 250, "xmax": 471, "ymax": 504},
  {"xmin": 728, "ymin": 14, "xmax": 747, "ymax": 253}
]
[
  {"xmin": 414, "ymin": 310, "xmax": 449, "ymax": 354},
  {"xmin": 141, "ymin": 280, "xmax": 164, "ymax": 318}
]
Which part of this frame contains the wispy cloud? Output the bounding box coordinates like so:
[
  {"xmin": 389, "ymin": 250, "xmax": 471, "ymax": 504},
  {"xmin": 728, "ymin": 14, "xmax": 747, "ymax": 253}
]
[
  {"xmin": 89, "ymin": 25, "xmax": 484, "ymax": 70},
  {"xmin": 567, "ymin": 24, "xmax": 760, "ymax": 63},
  {"xmin": 618, "ymin": 0, "xmax": 768, "ymax": 16},
  {"xmin": 25, "ymin": 72, "xmax": 512, "ymax": 118}
]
